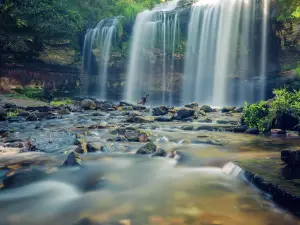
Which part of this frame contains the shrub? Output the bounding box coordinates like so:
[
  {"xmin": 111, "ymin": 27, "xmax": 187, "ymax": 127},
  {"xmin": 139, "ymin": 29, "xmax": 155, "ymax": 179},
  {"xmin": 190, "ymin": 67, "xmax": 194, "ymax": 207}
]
[
  {"xmin": 243, "ymin": 88, "xmax": 300, "ymax": 131},
  {"xmin": 13, "ymin": 87, "xmax": 43, "ymax": 100}
]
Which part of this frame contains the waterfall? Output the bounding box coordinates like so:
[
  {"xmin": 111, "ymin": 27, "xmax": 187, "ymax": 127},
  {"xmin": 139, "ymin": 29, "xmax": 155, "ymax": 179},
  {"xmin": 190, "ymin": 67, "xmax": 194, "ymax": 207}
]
[
  {"xmin": 83, "ymin": 18, "xmax": 118, "ymax": 99},
  {"xmin": 183, "ymin": 0, "xmax": 270, "ymax": 106},
  {"xmin": 124, "ymin": 0, "xmax": 180, "ymax": 105}
]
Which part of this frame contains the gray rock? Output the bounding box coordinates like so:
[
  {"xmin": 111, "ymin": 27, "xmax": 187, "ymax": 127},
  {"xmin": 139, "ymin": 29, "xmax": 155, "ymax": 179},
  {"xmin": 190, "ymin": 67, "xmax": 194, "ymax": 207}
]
[
  {"xmin": 185, "ymin": 102, "xmax": 199, "ymax": 109},
  {"xmin": 58, "ymin": 107, "xmax": 71, "ymax": 115},
  {"xmin": 4, "ymin": 103, "xmax": 16, "ymax": 109},
  {"xmin": 281, "ymin": 149, "xmax": 300, "ymax": 166},
  {"xmin": 151, "ymin": 148, "xmax": 166, "ymax": 157},
  {"xmin": 200, "ymin": 105, "xmax": 213, "ymax": 113},
  {"xmin": 18, "ymin": 111, "xmax": 31, "ymax": 117},
  {"xmin": 221, "ymin": 106, "xmax": 236, "ymax": 113},
  {"xmin": 136, "ymin": 142, "xmax": 157, "ymax": 155},
  {"xmin": 236, "ymin": 107, "xmax": 244, "ymax": 113},
  {"xmin": 274, "ymin": 112, "xmax": 299, "ymax": 131},
  {"xmin": 26, "ymin": 112, "xmax": 39, "ymax": 121},
  {"xmin": 63, "ymin": 151, "xmax": 82, "ymax": 166},
  {"xmin": 174, "ymin": 107, "xmax": 195, "ymax": 120},
  {"xmin": 245, "ymin": 128, "xmax": 259, "ymax": 135},
  {"xmin": 80, "ymin": 99, "xmax": 96, "ymax": 110},
  {"xmin": 152, "ymin": 106, "xmax": 169, "ymax": 116}
]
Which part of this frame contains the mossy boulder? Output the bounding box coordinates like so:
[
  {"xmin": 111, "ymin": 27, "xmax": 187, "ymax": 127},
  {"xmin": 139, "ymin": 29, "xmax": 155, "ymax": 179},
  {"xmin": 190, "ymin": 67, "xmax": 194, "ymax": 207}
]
[
  {"xmin": 152, "ymin": 106, "xmax": 169, "ymax": 116},
  {"xmin": 63, "ymin": 151, "xmax": 82, "ymax": 166},
  {"xmin": 80, "ymin": 99, "xmax": 96, "ymax": 110},
  {"xmin": 174, "ymin": 107, "xmax": 195, "ymax": 120},
  {"xmin": 200, "ymin": 105, "xmax": 213, "ymax": 113},
  {"xmin": 136, "ymin": 142, "xmax": 157, "ymax": 155},
  {"xmin": 221, "ymin": 106, "xmax": 236, "ymax": 113}
]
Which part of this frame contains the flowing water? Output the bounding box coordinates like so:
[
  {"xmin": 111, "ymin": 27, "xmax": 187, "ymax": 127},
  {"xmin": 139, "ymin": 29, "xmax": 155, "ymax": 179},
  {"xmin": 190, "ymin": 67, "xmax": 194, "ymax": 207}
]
[
  {"xmin": 124, "ymin": 0, "xmax": 180, "ymax": 105},
  {"xmin": 1, "ymin": 110, "xmax": 300, "ymax": 225},
  {"xmin": 182, "ymin": 0, "xmax": 270, "ymax": 106},
  {"xmin": 83, "ymin": 18, "xmax": 118, "ymax": 99}
]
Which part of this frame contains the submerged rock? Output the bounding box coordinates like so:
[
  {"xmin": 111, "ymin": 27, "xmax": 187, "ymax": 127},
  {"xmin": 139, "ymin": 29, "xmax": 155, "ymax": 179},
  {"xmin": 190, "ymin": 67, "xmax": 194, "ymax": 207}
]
[
  {"xmin": 136, "ymin": 142, "xmax": 157, "ymax": 155},
  {"xmin": 2, "ymin": 169, "xmax": 47, "ymax": 189},
  {"xmin": 63, "ymin": 151, "xmax": 82, "ymax": 166},
  {"xmin": 151, "ymin": 148, "xmax": 166, "ymax": 157},
  {"xmin": 152, "ymin": 106, "xmax": 168, "ymax": 116},
  {"xmin": 200, "ymin": 105, "xmax": 213, "ymax": 113},
  {"xmin": 245, "ymin": 128, "xmax": 259, "ymax": 135},
  {"xmin": 80, "ymin": 99, "xmax": 96, "ymax": 110}
]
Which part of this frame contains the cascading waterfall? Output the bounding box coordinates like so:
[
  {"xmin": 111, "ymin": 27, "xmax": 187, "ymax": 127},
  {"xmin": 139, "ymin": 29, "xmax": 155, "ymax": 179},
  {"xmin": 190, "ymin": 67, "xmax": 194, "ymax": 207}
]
[
  {"xmin": 124, "ymin": 0, "xmax": 180, "ymax": 105},
  {"xmin": 83, "ymin": 18, "xmax": 118, "ymax": 99},
  {"xmin": 183, "ymin": 0, "xmax": 271, "ymax": 106}
]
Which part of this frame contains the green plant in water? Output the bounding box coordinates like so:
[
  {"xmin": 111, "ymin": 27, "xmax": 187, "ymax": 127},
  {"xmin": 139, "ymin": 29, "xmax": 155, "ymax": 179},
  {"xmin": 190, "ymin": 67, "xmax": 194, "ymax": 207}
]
[
  {"xmin": 7, "ymin": 109, "xmax": 24, "ymax": 117},
  {"xmin": 243, "ymin": 101, "xmax": 270, "ymax": 131},
  {"xmin": 50, "ymin": 98, "xmax": 73, "ymax": 106}
]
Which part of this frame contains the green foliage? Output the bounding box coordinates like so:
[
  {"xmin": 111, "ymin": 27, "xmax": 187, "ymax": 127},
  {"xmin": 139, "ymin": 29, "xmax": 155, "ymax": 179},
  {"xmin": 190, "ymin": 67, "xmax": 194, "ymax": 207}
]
[
  {"xmin": 243, "ymin": 101, "xmax": 270, "ymax": 131},
  {"xmin": 296, "ymin": 68, "xmax": 300, "ymax": 78},
  {"xmin": 7, "ymin": 109, "xmax": 24, "ymax": 118},
  {"xmin": 50, "ymin": 98, "xmax": 73, "ymax": 106},
  {"xmin": 276, "ymin": 0, "xmax": 300, "ymax": 21},
  {"xmin": 13, "ymin": 87, "xmax": 43, "ymax": 100},
  {"xmin": 243, "ymin": 88, "xmax": 300, "ymax": 131}
]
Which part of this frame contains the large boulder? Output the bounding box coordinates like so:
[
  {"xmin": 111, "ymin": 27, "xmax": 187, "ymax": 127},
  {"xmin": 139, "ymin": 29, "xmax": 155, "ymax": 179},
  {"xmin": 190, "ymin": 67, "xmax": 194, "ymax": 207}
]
[
  {"xmin": 174, "ymin": 107, "xmax": 195, "ymax": 120},
  {"xmin": 80, "ymin": 99, "xmax": 96, "ymax": 110},
  {"xmin": 200, "ymin": 105, "xmax": 213, "ymax": 113},
  {"xmin": 0, "ymin": 107, "xmax": 7, "ymax": 121},
  {"xmin": 281, "ymin": 149, "xmax": 300, "ymax": 166},
  {"xmin": 273, "ymin": 112, "xmax": 299, "ymax": 130},
  {"xmin": 152, "ymin": 106, "xmax": 169, "ymax": 116},
  {"xmin": 136, "ymin": 142, "xmax": 157, "ymax": 155}
]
